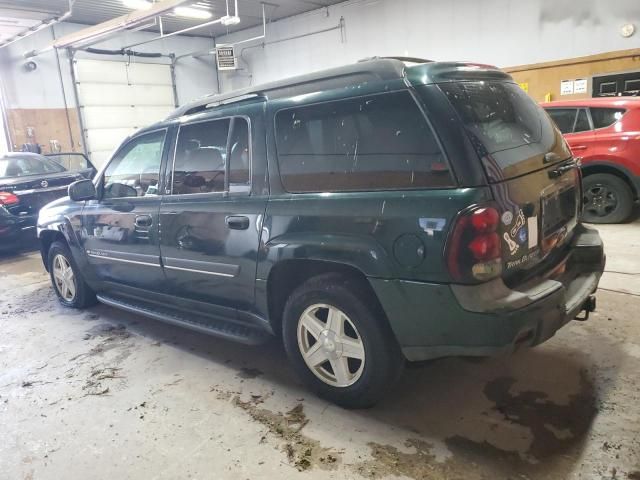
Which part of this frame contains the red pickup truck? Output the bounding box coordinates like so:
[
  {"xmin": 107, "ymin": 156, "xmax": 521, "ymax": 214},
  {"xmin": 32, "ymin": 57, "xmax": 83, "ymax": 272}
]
[{"xmin": 541, "ymin": 97, "xmax": 640, "ymax": 223}]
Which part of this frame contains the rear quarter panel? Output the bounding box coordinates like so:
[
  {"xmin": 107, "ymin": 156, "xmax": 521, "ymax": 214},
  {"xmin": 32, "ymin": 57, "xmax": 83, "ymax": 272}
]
[
  {"xmin": 258, "ymin": 188, "xmax": 492, "ymax": 283},
  {"xmin": 586, "ymin": 108, "xmax": 640, "ymax": 177}
]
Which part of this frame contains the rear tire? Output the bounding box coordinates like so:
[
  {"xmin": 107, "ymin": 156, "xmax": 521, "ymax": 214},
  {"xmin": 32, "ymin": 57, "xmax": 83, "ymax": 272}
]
[
  {"xmin": 48, "ymin": 241, "xmax": 97, "ymax": 309},
  {"xmin": 582, "ymin": 173, "xmax": 634, "ymax": 224},
  {"xmin": 282, "ymin": 273, "xmax": 404, "ymax": 409}
]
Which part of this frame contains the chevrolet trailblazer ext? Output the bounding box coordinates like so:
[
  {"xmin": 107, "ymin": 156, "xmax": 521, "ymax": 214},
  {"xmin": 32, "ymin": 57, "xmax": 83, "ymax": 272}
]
[{"xmin": 38, "ymin": 58, "xmax": 604, "ymax": 408}]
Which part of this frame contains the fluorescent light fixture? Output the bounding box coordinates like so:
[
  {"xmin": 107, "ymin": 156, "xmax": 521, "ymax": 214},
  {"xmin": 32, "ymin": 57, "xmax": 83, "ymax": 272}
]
[
  {"xmin": 174, "ymin": 6, "xmax": 212, "ymax": 19},
  {"xmin": 221, "ymin": 15, "xmax": 240, "ymax": 26},
  {"xmin": 123, "ymin": 0, "xmax": 153, "ymax": 10}
]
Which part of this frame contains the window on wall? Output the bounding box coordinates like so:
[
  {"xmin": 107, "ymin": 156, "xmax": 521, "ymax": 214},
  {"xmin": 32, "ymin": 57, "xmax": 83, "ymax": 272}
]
[
  {"xmin": 103, "ymin": 130, "xmax": 166, "ymax": 199},
  {"xmin": 598, "ymin": 82, "xmax": 617, "ymax": 96},
  {"xmin": 590, "ymin": 108, "xmax": 626, "ymax": 130},
  {"xmin": 171, "ymin": 117, "xmax": 251, "ymax": 195},
  {"xmin": 624, "ymin": 79, "xmax": 640, "ymax": 95},
  {"xmin": 593, "ymin": 72, "xmax": 640, "ymax": 97},
  {"xmin": 274, "ymin": 91, "xmax": 451, "ymax": 193}
]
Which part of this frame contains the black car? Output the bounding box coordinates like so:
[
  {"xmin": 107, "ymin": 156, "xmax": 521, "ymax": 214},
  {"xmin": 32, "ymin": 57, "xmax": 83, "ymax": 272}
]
[
  {"xmin": 37, "ymin": 59, "xmax": 603, "ymax": 408},
  {"xmin": 0, "ymin": 152, "xmax": 86, "ymax": 250}
]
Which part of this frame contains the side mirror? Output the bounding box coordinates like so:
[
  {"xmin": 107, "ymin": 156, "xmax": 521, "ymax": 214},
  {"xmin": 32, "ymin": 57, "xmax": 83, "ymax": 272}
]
[{"xmin": 68, "ymin": 179, "xmax": 97, "ymax": 201}]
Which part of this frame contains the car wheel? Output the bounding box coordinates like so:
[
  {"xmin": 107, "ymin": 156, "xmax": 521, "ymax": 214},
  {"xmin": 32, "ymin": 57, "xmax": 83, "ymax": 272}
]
[
  {"xmin": 582, "ymin": 173, "xmax": 634, "ymax": 224},
  {"xmin": 282, "ymin": 273, "xmax": 404, "ymax": 409},
  {"xmin": 48, "ymin": 241, "xmax": 97, "ymax": 308}
]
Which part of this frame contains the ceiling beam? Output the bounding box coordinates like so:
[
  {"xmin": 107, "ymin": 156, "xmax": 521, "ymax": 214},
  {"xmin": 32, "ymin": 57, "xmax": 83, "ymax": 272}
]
[{"xmin": 52, "ymin": 0, "xmax": 192, "ymax": 49}]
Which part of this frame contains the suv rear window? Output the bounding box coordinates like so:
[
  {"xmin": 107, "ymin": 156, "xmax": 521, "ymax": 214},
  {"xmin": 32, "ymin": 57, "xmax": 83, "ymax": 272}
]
[
  {"xmin": 0, "ymin": 155, "xmax": 65, "ymax": 178},
  {"xmin": 275, "ymin": 91, "xmax": 452, "ymax": 193},
  {"xmin": 440, "ymin": 81, "xmax": 558, "ymax": 177},
  {"xmin": 590, "ymin": 107, "xmax": 626, "ymax": 129}
]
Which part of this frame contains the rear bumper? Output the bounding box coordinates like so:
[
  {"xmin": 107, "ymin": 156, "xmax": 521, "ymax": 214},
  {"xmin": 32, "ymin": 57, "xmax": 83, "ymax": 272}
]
[
  {"xmin": 0, "ymin": 210, "xmax": 37, "ymax": 250},
  {"xmin": 370, "ymin": 224, "xmax": 605, "ymax": 361}
]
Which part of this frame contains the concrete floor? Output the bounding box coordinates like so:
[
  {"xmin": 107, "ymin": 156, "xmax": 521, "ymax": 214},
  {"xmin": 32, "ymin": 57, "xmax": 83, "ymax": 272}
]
[{"xmin": 1, "ymin": 221, "xmax": 639, "ymax": 480}]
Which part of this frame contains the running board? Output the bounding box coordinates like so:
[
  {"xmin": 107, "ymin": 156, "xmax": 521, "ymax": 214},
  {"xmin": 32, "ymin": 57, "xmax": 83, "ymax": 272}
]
[{"xmin": 96, "ymin": 294, "xmax": 270, "ymax": 345}]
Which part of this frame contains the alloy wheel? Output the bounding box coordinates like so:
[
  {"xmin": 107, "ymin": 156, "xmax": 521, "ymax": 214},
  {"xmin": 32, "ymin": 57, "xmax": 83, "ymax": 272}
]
[
  {"xmin": 52, "ymin": 254, "xmax": 76, "ymax": 302},
  {"xmin": 584, "ymin": 184, "xmax": 618, "ymax": 218},
  {"xmin": 297, "ymin": 303, "xmax": 365, "ymax": 387}
]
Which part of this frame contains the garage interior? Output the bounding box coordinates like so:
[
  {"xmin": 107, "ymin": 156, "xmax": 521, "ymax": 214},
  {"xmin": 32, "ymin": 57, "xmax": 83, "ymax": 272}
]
[{"xmin": 1, "ymin": 0, "xmax": 639, "ymax": 479}]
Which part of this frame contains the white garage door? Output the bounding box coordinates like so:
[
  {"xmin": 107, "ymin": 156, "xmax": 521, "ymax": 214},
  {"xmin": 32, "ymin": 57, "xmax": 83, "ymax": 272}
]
[{"xmin": 74, "ymin": 58, "xmax": 176, "ymax": 167}]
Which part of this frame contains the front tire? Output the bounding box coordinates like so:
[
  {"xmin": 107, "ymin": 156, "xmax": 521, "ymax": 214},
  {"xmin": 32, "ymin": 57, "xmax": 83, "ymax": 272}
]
[
  {"xmin": 582, "ymin": 173, "xmax": 634, "ymax": 224},
  {"xmin": 282, "ymin": 273, "xmax": 404, "ymax": 409},
  {"xmin": 48, "ymin": 241, "xmax": 97, "ymax": 308}
]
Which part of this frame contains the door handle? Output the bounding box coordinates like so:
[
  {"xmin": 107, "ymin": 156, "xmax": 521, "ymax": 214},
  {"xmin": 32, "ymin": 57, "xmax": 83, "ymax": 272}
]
[
  {"xmin": 225, "ymin": 215, "xmax": 250, "ymax": 230},
  {"xmin": 572, "ymin": 145, "xmax": 588, "ymax": 150},
  {"xmin": 135, "ymin": 215, "xmax": 153, "ymax": 228},
  {"xmin": 548, "ymin": 164, "xmax": 576, "ymax": 179}
]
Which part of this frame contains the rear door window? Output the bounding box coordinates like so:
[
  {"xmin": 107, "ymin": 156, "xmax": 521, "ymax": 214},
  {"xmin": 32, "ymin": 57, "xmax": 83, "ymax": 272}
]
[
  {"xmin": 47, "ymin": 153, "xmax": 94, "ymax": 172},
  {"xmin": 545, "ymin": 108, "xmax": 591, "ymax": 134},
  {"xmin": 574, "ymin": 109, "xmax": 591, "ymax": 132},
  {"xmin": 172, "ymin": 119, "xmax": 230, "ymax": 194},
  {"xmin": 546, "ymin": 109, "xmax": 577, "ymax": 134},
  {"xmin": 590, "ymin": 107, "xmax": 626, "ymax": 129},
  {"xmin": 275, "ymin": 91, "xmax": 451, "ymax": 193},
  {"xmin": 171, "ymin": 117, "xmax": 251, "ymax": 195}
]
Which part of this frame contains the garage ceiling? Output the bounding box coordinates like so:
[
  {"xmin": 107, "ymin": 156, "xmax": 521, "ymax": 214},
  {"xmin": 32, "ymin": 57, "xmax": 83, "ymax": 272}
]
[
  {"xmin": 0, "ymin": 6, "xmax": 57, "ymax": 44},
  {"xmin": 0, "ymin": 0, "xmax": 345, "ymax": 41}
]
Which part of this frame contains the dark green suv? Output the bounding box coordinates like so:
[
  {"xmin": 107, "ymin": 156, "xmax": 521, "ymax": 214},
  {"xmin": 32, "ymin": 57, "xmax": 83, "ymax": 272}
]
[{"xmin": 38, "ymin": 58, "xmax": 604, "ymax": 408}]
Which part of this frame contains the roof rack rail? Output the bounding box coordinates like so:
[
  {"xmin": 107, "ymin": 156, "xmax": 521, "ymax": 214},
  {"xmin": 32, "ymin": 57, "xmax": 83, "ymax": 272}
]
[
  {"xmin": 168, "ymin": 92, "xmax": 264, "ymax": 119},
  {"xmin": 358, "ymin": 56, "xmax": 433, "ymax": 64},
  {"xmin": 167, "ymin": 58, "xmax": 412, "ymax": 120}
]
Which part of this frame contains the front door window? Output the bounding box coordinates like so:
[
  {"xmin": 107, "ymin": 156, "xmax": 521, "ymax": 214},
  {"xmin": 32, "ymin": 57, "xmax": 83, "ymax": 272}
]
[{"xmin": 102, "ymin": 130, "xmax": 166, "ymax": 199}]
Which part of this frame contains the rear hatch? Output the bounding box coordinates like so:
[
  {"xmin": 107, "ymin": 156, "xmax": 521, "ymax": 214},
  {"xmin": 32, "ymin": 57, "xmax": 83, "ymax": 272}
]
[{"xmin": 439, "ymin": 80, "xmax": 580, "ymax": 283}]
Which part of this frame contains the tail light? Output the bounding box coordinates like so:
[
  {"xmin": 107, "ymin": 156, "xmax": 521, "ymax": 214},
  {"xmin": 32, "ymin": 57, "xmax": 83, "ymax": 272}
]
[
  {"xmin": 446, "ymin": 205, "xmax": 502, "ymax": 283},
  {"xmin": 0, "ymin": 192, "xmax": 19, "ymax": 207},
  {"xmin": 575, "ymin": 159, "xmax": 585, "ymax": 218}
]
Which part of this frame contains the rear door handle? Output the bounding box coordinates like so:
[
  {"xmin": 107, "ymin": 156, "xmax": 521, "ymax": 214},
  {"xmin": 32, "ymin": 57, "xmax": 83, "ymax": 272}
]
[
  {"xmin": 572, "ymin": 145, "xmax": 588, "ymax": 150},
  {"xmin": 225, "ymin": 215, "xmax": 250, "ymax": 230},
  {"xmin": 135, "ymin": 214, "xmax": 153, "ymax": 228}
]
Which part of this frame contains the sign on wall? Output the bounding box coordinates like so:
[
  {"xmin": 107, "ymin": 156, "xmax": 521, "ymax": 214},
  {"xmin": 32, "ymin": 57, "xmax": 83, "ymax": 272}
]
[
  {"xmin": 560, "ymin": 78, "xmax": 588, "ymax": 96},
  {"xmin": 216, "ymin": 46, "xmax": 237, "ymax": 70},
  {"xmin": 574, "ymin": 78, "xmax": 588, "ymax": 94},
  {"xmin": 518, "ymin": 82, "xmax": 529, "ymax": 93},
  {"xmin": 560, "ymin": 79, "xmax": 574, "ymax": 95}
]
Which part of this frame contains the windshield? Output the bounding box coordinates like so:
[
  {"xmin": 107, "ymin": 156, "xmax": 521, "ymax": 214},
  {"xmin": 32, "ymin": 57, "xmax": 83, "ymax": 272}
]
[
  {"xmin": 0, "ymin": 155, "xmax": 66, "ymax": 179},
  {"xmin": 440, "ymin": 81, "xmax": 562, "ymax": 179}
]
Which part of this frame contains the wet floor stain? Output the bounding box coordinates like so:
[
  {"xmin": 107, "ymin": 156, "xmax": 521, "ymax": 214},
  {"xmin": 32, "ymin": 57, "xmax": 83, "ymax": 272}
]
[
  {"xmin": 481, "ymin": 372, "xmax": 597, "ymax": 460},
  {"xmin": 1, "ymin": 285, "xmax": 56, "ymax": 317},
  {"xmin": 83, "ymin": 323, "xmax": 129, "ymax": 341},
  {"xmin": 230, "ymin": 397, "xmax": 340, "ymax": 472},
  {"xmin": 236, "ymin": 367, "xmax": 264, "ymax": 379},
  {"xmin": 354, "ymin": 439, "xmax": 450, "ymax": 479},
  {"xmin": 443, "ymin": 371, "xmax": 598, "ymax": 479}
]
